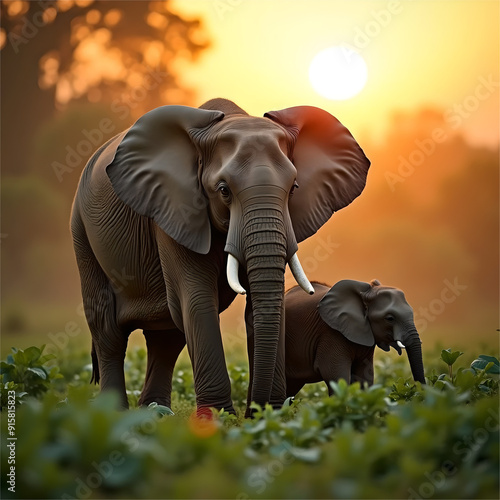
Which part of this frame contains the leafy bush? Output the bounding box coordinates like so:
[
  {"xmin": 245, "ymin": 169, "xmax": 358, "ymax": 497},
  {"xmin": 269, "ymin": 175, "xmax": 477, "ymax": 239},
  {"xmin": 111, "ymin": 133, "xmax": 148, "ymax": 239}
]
[
  {"xmin": 1, "ymin": 345, "xmax": 498, "ymax": 499},
  {"xmin": 1, "ymin": 345, "xmax": 63, "ymax": 407}
]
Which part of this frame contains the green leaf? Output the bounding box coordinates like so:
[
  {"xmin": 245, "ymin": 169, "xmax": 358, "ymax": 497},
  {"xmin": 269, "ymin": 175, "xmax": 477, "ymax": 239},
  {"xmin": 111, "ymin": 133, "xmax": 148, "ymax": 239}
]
[
  {"xmin": 288, "ymin": 446, "xmax": 321, "ymax": 463},
  {"xmin": 38, "ymin": 353, "xmax": 57, "ymax": 364},
  {"xmin": 27, "ymin": 367, "xmax": 47, "ymax": 380},
  {"xmin": 23, "ymin": 346, "xmax": 42, "ymax": 364},
  {"xmin": 0, "ymin": 361, "xmax": 14, "ymax": 374},
  {"xmin": 245, "ymin": 419, "xmax": 266, "ymax": 434},
  {"xmin": 329, "ymin": 379, "xmax": 348, "ymax": 398},
  {"xmin": 471, "ymin": 355, "xmax": 500, "ymax": 374},
  {"xmin": 103, "ymin": 455, "xmax": 144, "ymax": 488},
  {"xmin": 12, "ymin": 349, "xmax": 27, "ymax": 366},
  {"xmin": 39, "ymin": 441, "xmax": 79, "ymax": 463},
  {"xmin": 454, "ymin": 368, "xmax": 477, "ymax": 391},
  {"xmin": 147, "ymin": 402, "xmax": 175, "ymax": 417},
  {"xmin": 433, "ymin": 379, "xmax": 455, "ymax": 391},
  {"xmin": 440, "ymin": 348, "xmax": 464, "ymax": 366},
  {"xmin": 110, "ymin": 409, "xmax": 157, "ymax": 442}
]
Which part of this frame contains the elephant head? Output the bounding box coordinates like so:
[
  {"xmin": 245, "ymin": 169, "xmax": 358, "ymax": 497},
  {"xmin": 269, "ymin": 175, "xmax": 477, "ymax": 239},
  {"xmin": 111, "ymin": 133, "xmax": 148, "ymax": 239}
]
[
  {"xmin": 105, "ymin": 99, "xmax": 371, "ymax": 408},
  {"xmin": 318, "ymin": 279, "xmax": 425, "ymax": 384}
]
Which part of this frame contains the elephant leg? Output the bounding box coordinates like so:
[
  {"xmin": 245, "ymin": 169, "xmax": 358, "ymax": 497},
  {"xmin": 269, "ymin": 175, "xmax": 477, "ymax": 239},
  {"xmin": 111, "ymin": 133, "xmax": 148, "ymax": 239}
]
[
  {"xmin": 156, "ymin": 231, "xmax": 234, "ymax": 415},
  {"xmin": 87, "ymin": 291, "xmax": 129, "ymax": 409},
  {"xmin": 183, "ymin": 304, "xmax": 234, "ymax": 414},
  {"xmin": 351, "ymin": 353, "xmax": 374, "ymax": 387},
  {"xmin": 323, "ymin": 366, "xmax": 350, "ymax": 396},
  {"xmin": 95, "ymin": 333, "xmax": 129, "ymax": 408},
  {"xmin": 73, "ymin": 229, "xmax": 129, "ymax": 409},
  {"xmin": 314, "ymin": 336, "xmax": 352, "ymax": 397},
  {"xmin": 170, "ymin": 277, "xmax": 234, "ymax": 414},
  {"xmin": 139, "ymin": 329, "xmax": 186, "ymax": 408}
]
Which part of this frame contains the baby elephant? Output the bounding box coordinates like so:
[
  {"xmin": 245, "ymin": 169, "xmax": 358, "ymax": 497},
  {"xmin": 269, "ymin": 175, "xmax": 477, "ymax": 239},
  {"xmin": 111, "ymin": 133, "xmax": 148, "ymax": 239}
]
[{"xmin": 284, "ymin": 280, "xmax": 425, "ymax": 397}]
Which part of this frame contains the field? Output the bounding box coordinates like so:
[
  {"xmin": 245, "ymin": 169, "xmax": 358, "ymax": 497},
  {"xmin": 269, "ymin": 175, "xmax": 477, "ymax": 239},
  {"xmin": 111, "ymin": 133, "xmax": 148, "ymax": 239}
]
[{"xmin": 1, "ymin": 342, "xmax": 499, "ymax": 500}]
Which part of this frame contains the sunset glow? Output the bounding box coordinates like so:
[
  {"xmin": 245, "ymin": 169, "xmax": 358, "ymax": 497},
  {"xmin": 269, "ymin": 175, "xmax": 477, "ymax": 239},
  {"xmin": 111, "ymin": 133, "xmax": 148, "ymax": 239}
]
[{"xmin": 171, "ymin": 0, "xmax": 499, "ymax": 147}]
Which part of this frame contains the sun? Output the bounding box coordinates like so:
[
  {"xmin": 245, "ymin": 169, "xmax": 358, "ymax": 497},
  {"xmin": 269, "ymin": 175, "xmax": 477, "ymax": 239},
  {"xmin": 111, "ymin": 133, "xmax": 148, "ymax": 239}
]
[{"xmin": 309, "ymin": 46, "xmax": 368, "ymax": 100}]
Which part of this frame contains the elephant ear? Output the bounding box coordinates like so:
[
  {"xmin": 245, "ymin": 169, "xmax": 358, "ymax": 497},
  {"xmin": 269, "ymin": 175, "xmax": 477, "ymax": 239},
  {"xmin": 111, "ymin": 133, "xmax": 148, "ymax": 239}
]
[
  {"xmin": 106, "ymin": 105, "xmax": 224, "ymax": 254},
  {"xmin": 318, "ymin": 280, "xmax": 374, "ymax": 347},
  {"xmin": 264, "ymin": 106, "xmax": 370, "ymax": 242}
]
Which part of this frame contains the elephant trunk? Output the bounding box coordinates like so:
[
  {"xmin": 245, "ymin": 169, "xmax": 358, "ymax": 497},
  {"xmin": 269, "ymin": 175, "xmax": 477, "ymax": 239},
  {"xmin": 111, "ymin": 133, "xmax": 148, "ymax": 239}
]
[
  {"xmin": 244, "ymin": 207, "xmax": 288, "ymax": 408},
  {"xmin": 404, "ymin": 329, "xmax": 426, "ymax": 384}
]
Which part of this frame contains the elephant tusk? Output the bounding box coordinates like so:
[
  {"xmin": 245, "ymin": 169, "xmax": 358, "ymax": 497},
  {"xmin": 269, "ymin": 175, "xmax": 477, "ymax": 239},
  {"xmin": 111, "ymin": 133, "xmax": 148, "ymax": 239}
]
[
  {"xmin": 397, "ymin": 341, "xmax": 406, "ymax": 349},
  {"xmin": 227, "ymin": 254, "xmax": 246, "ymax": 295},
  {"xmin": 289, "ymin": 253, "xmax": 314, "ymax": 295}
]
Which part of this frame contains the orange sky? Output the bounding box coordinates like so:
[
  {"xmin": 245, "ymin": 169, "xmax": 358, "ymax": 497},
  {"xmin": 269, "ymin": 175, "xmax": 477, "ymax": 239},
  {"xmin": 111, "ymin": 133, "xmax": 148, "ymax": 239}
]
[{"xmin": 171, "ymin": 0, "xmax": 499, "ymax": 147}]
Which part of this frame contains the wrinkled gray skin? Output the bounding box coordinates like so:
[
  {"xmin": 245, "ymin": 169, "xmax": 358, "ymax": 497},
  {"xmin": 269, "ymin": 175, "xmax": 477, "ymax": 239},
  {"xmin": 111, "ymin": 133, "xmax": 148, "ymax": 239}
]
[
  {"xmin": 284, "ymin": 280, "xmax": 425, "ymax": 397},
  {"xmin": 71, "ymin": 99, "xmax": 370, "ymax": 415}
]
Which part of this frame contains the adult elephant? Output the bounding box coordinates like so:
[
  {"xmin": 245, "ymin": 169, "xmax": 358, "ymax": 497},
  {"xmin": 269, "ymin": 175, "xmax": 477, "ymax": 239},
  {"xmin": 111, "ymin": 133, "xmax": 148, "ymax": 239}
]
[
  {"xmin": 284, "ymin": 280, "xmax": 425, "ymax": 397},
  {"xmin": 71, "ymin": 98, "xmax": 370, "ymax": 415}
]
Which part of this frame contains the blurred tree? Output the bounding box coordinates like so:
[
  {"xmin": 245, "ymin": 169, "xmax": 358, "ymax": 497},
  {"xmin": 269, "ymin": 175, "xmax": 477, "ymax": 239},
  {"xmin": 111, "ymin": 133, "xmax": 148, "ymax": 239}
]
[
  {"xmin": 0, "ymin": 176, "xmax": 73, "ymax": 301},
  {"xmin": 30, "ymin": 101, "xmax": 125, "ymax": 201},
  {"xmin": 1, "ymin": 0, "xmax": 210, "ymax": 176},
  {"xmin": 369, "ymin": 108, "xmax": 471, "ymax": 206},
  {"xmin": 426, "ymin": 147, "xmax": 499, "ymax": 304},
  {"xmin": 1, "ymin": 0, "xmax": 210, "ymax": 309}
]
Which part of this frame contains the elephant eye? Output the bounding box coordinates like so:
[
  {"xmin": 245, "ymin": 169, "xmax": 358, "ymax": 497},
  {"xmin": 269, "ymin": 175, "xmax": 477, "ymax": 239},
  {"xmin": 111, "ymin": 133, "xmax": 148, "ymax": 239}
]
[
  {"xmin": 217, "ymin": 183, "xmax": 231, "ymax": 200},
  {"xmin": 290, "ymin": 181, "xmax": 299, "ymax": 197},
  {"xmin": 385, "ymin": 315, "xmax": 395, "ymax": 323}
]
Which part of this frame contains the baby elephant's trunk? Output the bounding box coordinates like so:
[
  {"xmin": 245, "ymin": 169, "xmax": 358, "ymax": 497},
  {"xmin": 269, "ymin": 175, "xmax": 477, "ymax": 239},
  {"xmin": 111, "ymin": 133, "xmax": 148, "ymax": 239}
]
[{"xmin": 404, "ymin": 330, "xmax": 425, "ymax": 384}]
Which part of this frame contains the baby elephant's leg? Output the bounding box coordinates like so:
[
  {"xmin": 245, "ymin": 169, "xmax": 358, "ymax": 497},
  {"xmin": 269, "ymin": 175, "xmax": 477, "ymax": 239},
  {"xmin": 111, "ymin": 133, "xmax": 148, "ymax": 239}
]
[
  {"xmin": 350, "ymin": 350, "xmax": 375, "ymax": 387},
  {"xmin": 314, "ymin": 336, "xmax": 353, "ymax": 395}
]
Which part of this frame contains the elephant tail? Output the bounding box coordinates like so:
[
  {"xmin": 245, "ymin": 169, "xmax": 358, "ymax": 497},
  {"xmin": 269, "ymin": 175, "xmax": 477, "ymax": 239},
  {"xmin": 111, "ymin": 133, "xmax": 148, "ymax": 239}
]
[{"xmin": 90, "ymin": 340, "xmax": 100, "ymax": 384}]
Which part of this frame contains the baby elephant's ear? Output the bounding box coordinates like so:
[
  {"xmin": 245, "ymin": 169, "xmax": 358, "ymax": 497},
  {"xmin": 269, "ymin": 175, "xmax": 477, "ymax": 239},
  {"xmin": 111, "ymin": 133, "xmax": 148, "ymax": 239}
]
[
  {"xmin": 106, "ymin": 105, "xmax": 224, "ymax": 254},
  {"xmin": 318, "ymin": 280, "xmax": 375, "ymax": 346}
]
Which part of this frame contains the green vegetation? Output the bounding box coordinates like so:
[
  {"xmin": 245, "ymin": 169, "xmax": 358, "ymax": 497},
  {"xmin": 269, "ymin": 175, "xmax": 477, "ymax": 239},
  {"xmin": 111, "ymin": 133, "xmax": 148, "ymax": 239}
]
[
  {"xmin": 1, "ymin": 345, "xmax": 498, "ymax": 499},
  {"xmin": 0, "ymin": 345, "xmax": 63, "ymax": 408}
]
